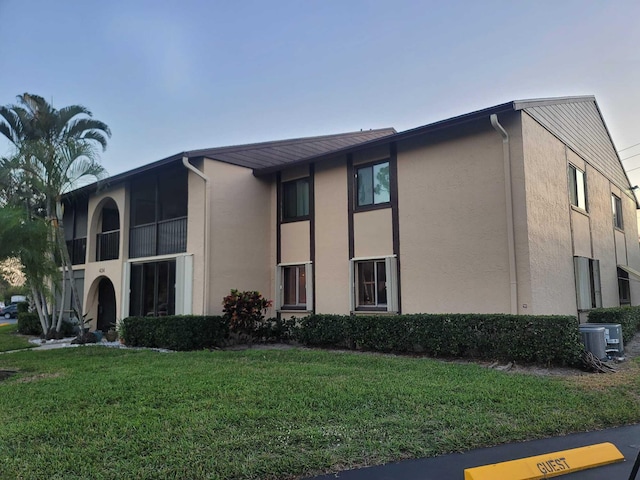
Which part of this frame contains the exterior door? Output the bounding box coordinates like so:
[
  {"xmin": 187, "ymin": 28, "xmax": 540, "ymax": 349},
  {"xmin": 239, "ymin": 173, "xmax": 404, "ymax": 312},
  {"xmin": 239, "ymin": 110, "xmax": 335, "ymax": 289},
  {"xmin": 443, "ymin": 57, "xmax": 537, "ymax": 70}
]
[{"xmin": 97, "ymin": 278, "xmax": 117, "ymax": 332}]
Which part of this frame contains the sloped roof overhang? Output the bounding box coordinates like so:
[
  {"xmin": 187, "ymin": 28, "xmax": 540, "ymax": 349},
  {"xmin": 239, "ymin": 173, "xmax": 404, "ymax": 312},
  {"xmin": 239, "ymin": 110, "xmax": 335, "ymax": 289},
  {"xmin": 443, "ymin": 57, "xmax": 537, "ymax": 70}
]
[{"xmin": 252, "ymin": 101, "xmax": 518, "ymax": 177}]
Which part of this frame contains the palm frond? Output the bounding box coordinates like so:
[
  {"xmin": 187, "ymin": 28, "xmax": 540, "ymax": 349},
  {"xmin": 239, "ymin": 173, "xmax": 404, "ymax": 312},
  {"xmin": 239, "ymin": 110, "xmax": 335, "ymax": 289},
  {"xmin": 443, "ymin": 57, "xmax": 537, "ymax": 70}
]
[{"xmin": 57, "ymin": 105, "xmax": 92, "ymax": 135}]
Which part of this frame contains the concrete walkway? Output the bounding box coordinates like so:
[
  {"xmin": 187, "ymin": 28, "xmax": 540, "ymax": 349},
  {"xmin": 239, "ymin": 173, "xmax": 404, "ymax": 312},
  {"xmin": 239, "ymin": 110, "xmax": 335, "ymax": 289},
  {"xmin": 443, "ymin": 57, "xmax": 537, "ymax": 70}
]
[{"xmin": 307, "ymin": 424, "xmax": 640, "ymax": 480}]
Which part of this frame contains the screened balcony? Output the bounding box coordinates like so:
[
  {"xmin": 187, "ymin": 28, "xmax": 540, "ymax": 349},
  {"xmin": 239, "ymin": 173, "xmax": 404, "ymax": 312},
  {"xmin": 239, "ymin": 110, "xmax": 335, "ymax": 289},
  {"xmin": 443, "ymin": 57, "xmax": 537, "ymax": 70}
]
[
  {"xmin": 66, "ymin": 237, "xmax": 87, "ymax": 265},
  {"xmin": 129, "ymin": 217, "xmax": 187, "ymax": 258},
  {"xmin": 96, "ymin": 230, "xmax": 120, "ymax": 261},
  {"xmin": 95, "ymin": 201, "xmax": 120, "ymax": 261},
  {"xmin": 129, "ymin": 166, "xmax": 188, "ymax": 259},
  {"xmin": 63, "ymin": 196, "xmax": 89, "ymax": 265}
]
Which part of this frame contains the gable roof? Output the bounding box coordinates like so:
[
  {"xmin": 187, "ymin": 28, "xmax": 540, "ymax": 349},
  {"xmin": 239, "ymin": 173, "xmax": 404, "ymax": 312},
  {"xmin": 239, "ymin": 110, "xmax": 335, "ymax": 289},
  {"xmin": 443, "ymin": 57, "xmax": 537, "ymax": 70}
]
[
  {"xmin": 254, "ymin": 96, "xmax": 634, "ymax": 197},
  {"xmin": 517, "ymin": 98, "xmax": 629, "ymax": 191},
  {"xmin": 68, "ymin": 95, "xmax": 633, "ymax": 202},
  {"xmin": 188, "ymin": 128, "xmax": 396, "ymax": 170},
  {"xmin": 67, "ymin": 128, "xmax": 395, "ymax": 196}
]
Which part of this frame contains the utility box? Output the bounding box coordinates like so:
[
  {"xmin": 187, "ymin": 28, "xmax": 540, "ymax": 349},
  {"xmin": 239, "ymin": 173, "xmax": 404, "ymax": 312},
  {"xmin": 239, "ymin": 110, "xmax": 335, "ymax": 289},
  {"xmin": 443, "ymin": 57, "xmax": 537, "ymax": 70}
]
[
  {"xmin": 585, "ymin": 323, "xmax": 624, "ymax": 357},
  {"xmin": 579, "ymin": 325, "xmax": 607, "ymax": 360}
]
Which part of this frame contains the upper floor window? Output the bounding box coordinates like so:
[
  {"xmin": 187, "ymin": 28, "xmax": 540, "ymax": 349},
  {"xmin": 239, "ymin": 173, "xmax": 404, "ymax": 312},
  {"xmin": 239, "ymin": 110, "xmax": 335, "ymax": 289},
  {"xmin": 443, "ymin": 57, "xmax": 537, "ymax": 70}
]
[
  {"xmin": 356, "ymin": 161, "xmax": 390, "ymax": 208},
  {"xmin": 282, "ymin": 178, "xmax": 309, "ymax": 221},
  {"xmin": 612, "ymin": 194, "xmax": 623, "ymax": 229},
  {"xmin": 568, "ymin": 164, "xmax": 587, "ymax": 211}
]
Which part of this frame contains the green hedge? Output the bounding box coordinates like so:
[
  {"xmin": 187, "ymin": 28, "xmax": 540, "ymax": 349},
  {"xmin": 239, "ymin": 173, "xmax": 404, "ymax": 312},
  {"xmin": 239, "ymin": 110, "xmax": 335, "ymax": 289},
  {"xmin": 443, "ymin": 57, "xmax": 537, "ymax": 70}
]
[
  {"xmin": 17, "ymin": 313, "xmax": 42, "ymax": 335},
  {"xmin": 17, "ymin": 313, "xmax": 77, "ymax": 337},
  {"xmin": 295, "ymin": 313, "xmax": 584, "ymax": 366},
  {"xmin": 587, "ymin": 306, "xmax": 640, "ymax": 343},
  {"xmin": 121, "ymin": 315, "xmax": 229, "ymax": 351}
]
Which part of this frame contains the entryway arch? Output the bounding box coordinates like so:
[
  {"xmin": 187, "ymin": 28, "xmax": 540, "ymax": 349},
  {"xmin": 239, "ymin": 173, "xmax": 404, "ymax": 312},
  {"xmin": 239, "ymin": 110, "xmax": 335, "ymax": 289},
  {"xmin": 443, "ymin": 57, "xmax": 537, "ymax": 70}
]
[{"xmin": 97, "ymin": 277, "xmax": 117, "ymax": 332}]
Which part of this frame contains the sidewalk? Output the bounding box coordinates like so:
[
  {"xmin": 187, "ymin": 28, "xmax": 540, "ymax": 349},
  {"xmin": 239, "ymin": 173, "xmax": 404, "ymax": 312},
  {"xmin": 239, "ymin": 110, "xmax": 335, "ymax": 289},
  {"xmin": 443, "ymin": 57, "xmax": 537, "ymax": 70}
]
[{"xmin": 307, "ymin": 424, "xmax": 640, "ymax": 480}]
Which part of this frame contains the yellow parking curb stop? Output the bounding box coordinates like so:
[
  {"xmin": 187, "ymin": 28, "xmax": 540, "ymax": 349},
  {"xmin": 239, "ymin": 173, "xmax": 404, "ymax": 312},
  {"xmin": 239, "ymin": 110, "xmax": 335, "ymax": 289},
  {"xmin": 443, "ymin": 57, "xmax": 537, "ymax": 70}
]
[{"xmin": 464, "ymin": 442, "xmax": 624, "ymax": 479}]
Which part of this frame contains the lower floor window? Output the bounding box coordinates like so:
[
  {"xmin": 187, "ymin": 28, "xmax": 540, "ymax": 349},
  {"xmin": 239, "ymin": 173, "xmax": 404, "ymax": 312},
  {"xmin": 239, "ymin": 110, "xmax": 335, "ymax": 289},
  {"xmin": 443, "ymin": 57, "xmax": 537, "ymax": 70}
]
[
  {"xmin": 618, "ymin": 268, "xmax": 631, "ymax": 305},
  {"xmin": 574, "ymin": 256, "xmax": 601, "ymax": 310},
  {"xmin": 283, "ymin": 265, "xmax": 307, "ymax": 307},
  {"xmin": 129, "ymin": 260, "xmax": 176, "ymax": 316},
  {"xmin": 277, "ymin": 263, "xmax": 312, "ymax": 311},
  {"xmin": 351, "ymin": 256, "xmax": 398, "ymax": 312},
  {"xmin": 357, "ymin": 260, "xmax": 387, "ymax": 307}
]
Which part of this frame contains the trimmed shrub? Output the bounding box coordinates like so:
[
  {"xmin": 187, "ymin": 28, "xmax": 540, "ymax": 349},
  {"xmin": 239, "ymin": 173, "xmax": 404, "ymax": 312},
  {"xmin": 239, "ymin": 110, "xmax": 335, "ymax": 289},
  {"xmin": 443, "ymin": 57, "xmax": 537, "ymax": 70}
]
[
  {"xmin": 222, "ymin": 290, "xmax": 272, "ymax": 338},
  {"xmin": 122, "ymin": 315, "xmax": 229, "ymax": 351},
  {"xmin": 17, "ymin": 312, "xmax": 42, "ymax": 335},
  {"xmin": 295, "ymin": 314, "xmax": 350, "ymax": 348},
  {"xmin": 296, "ymin": 313, "xmax": 583, "ymax": 366},
  {"xmin": 16, "ymin": 313, "xmax": 80, "ymax": 337},
  {"xmin": 255, "ymin": 317, "xmax": 297, "ymax": 343},
  {"xmin": 587, "ymin": 306, "xmax": 640, "ymax": 343}
]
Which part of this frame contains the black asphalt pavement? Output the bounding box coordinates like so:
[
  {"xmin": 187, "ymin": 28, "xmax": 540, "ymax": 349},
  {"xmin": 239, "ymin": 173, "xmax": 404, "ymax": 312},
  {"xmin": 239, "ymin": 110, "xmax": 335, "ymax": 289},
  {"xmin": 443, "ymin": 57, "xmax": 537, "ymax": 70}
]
[{"xmin": 307, "ymin": 424, "xmax": 640, "ymax": 480}]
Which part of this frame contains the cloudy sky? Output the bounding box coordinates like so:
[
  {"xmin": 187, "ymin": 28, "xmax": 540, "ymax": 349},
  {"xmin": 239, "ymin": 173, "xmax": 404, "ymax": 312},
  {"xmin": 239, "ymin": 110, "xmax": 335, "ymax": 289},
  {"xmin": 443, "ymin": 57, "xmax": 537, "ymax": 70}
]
[{"xmin": 1, "ymin": 0, "xmax": 640, "ymax": 184}]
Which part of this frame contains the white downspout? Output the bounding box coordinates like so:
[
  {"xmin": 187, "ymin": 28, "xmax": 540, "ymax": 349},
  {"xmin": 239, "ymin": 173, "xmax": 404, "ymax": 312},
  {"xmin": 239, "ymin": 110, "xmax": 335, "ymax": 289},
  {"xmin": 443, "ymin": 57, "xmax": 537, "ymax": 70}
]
[
  {"xmin": 182, "ymin": 156, "xmax": 210, "ymax": 315},
  {"xmin": 490, "ymin": 114, "xmax": 518, "ymax": 315}
]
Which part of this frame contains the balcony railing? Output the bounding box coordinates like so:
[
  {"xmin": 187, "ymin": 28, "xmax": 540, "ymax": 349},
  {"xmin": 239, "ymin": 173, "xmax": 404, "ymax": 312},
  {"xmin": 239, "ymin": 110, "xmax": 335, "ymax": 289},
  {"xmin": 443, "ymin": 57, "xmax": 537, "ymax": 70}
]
[
  {"xmin": 96, "ymin": 230, "xmax": 120, "ymax": 261},
  {"xmin": 66, "ymin": 237, "xmax": 87, "ymax": 265},
  {"xmin": 129, "ymin": 217, "xmax": 187, "ymax": 259}
]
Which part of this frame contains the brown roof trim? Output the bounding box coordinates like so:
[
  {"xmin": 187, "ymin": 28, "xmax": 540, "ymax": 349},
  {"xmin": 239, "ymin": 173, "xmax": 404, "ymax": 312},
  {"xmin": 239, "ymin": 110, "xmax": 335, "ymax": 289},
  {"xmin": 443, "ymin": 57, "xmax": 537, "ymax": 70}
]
[
  {"xmin": 254, "ymin": 96, "xmax": 601, "ymax": 177},
  {"xmin": 65, "ymin": 96, "xmax": 601, "ymax": 197},
  {"xmin": 253, "ymin": 101, "xmax": 515, "ymax": 176}
]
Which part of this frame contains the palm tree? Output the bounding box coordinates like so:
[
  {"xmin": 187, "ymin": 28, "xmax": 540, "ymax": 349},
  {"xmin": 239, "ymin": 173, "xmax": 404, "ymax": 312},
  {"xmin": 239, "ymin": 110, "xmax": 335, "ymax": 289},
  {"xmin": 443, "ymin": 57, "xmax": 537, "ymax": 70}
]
[{"xmin": 0, "ymin": 93, "xmax": 111, "ymax": 334}]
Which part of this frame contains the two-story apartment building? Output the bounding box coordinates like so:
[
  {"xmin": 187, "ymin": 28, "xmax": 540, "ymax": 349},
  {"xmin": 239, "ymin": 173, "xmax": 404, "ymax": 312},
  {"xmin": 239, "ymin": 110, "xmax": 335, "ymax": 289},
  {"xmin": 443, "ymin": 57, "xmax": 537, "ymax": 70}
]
[{"xmin": 61, "ymin": 96, "xmax": 640, "ymax": 331}]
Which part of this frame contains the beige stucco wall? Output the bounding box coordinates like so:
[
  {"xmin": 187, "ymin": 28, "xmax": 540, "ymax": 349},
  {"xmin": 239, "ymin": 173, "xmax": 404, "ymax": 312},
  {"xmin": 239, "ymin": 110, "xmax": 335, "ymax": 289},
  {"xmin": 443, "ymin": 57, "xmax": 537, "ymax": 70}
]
[
  {"xmin": 281, "ymin": 164, "xmax": 309, "ymax": 182},
  {"xmin": 623, "ymin": 192, "xmax": 640, "ymax": 303},
  {"xmin": 281, "ymin": 221, "xmax": 310, "ymax": 264},
  {"xmin": 521, "ymin": 111, "xmax": 640, "ymax": 314},
  {"xmin": 82, "ymin": 185, "xmax": 127, "ymax": 328},
  {"xmin": 353, "ymin": 145, "xmax": 389, "ymax": 166},
  {"xmin": 353, "ymin": 209, "xmax": 393, "ymax": 258},
  {"xmin": 186, "ymin": 159, "xmax": 207, "ymax": 314},
  {"xmin": 205, "ymin": 160, "xmax": 272, "ymax": 315},
  {"xmin": 571, "ymin": 211, "xmax": 592, "ymax": 258},
  {"xmin": 397, "ymin": 122, "xmax": 511, "ymax": 314},
  {"xmin": 521, "ymin": 113, "xmax": 578, "ymax": 315},
  {"xmin": 314, "ymin": 157, "xmax": 350, "ymax": 313},
  {"xmin": 615, "ymin": 230, "xmax": 627, "ymax": 265},
  {"xmin": 589, "ymin": 162, "xmax": 620, "ymax": 307}
]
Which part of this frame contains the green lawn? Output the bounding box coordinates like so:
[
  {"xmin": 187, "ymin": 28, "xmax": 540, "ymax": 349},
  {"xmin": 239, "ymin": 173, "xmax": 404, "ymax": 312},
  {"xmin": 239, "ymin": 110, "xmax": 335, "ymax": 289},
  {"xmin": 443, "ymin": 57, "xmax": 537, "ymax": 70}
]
[
  {"xmin": 0, "ymin": 346, "xmax": 638, "ymax": 480},
  {"xmin": 0, "ymin": 323, "xmax": 35, "ymax": 352}
]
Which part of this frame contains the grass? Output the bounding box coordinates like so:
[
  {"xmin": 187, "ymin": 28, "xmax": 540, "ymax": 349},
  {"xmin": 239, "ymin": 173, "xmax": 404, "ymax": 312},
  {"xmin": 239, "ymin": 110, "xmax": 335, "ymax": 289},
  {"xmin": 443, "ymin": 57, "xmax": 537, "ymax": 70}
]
[
  {"xmin": 0, "ymin": 347, "xmax": 638, "ymax": 480},
  {"xmin": 0, "ymin": 323, "xmax": 35, "ymax": 352}
]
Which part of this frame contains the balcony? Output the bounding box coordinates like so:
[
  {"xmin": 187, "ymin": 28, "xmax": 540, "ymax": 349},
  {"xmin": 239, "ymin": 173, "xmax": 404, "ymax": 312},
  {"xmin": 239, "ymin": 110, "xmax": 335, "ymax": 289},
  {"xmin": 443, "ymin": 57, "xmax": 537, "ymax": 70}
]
[
  {"xmin": 96, "ymin": 230, "xmax": 120, "ymax": 261},
  {"xmin": 129, "ymin": 217, "xmax": 187, "ymax": 259},
  {"xmin": 66, "ymin": 237, "xmax": 87, "ymax": 265}
]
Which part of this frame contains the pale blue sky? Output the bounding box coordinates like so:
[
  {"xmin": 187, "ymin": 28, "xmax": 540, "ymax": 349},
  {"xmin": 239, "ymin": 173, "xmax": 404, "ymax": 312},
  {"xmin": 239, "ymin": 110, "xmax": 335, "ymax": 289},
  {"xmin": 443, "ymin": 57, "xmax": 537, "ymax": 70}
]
[{"xmin": 2, "ymin": 0, "xmax": 640, "ymax": 184}]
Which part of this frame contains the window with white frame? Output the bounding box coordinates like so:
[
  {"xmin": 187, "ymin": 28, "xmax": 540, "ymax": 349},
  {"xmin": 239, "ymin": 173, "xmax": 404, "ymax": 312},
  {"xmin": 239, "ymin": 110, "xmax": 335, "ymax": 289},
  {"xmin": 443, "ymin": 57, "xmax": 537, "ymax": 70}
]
[
  {"xmin": 568, "ymin": 165, "xmax": 587, "ymax": 211},
  {"xmin": 350, "ymin": 256, "xmax": 398, "ymax": 312},
  {"xmin": 612, "ymin": 194, "xmax": 623, "ymax": 229},
  {"xmin": 574, "ymin": 256, "xmax": 601, "ymax": 310},
  {"xmin": 276, "ymin": 263, "xmax": 312, "ymax": 310}
]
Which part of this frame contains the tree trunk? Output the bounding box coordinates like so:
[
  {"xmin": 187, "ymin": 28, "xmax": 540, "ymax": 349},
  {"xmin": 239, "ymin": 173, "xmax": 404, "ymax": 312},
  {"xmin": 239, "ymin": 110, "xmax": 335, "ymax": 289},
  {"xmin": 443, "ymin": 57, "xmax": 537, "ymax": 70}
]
[
  {"xmin": 30, "ymin": 284, "xmax": 49, "ymax": 335},
  {"xmin": 54, "ymin": 205, "xmax": 84, "ymax": 333},
  {"xmin": 40, "ymin": 289, "xmax": 50, "ymax": 332},
  {"xmin": 55, "ymin": 268, "xmax": 66, "ymax": 332}
]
